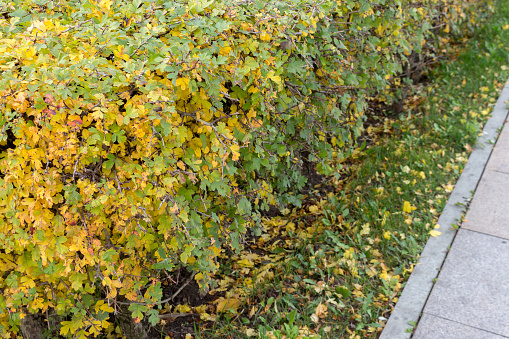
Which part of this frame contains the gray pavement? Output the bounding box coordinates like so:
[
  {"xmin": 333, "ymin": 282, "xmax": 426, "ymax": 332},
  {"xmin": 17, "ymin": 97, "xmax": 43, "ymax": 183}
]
[
  {"xmin": 380, "ymin": 78, "xmax": 509, "ymax": 339},
  {"xmin": 413, "ymin": 116, "xmax": 509, "ymax": 338}
]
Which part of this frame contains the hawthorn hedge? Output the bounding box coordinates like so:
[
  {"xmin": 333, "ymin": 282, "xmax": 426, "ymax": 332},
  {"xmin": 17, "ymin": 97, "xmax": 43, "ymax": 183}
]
[{"xmin": 0, "ymin": 0, "xmax": 489, "ymax": 337}]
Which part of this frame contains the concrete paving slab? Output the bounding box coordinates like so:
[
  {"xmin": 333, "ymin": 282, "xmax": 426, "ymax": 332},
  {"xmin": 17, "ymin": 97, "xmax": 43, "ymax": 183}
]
[
  {"xmin": 423, "ymin": 229, "xmax": 509, "ymax": 337},
  {"xmin": 380, "ymin": 77, "xmax": 509, "ymax": 339},
  {"xmin": 486, "ymin": 122, "xmax": 509, "ymax": 174},
  {"xmin": 413, "ymin": 314, "xmax": 508, "ymax": 339},
  {"xmin": 462, "ymin": 170, "xmax": 509, "ymax": 239}
]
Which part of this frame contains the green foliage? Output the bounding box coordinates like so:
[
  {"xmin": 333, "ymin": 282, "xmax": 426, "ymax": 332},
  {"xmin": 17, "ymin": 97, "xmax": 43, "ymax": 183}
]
[{"xmin": 0, "ymin": 0, "xmax": 492, "ymax": 336}]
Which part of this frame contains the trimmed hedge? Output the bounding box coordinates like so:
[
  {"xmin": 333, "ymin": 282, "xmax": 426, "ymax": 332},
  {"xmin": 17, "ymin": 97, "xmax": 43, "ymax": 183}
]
[{"xmin": 0, "ymin": 0, "xmax": 490, "ymax": 336}]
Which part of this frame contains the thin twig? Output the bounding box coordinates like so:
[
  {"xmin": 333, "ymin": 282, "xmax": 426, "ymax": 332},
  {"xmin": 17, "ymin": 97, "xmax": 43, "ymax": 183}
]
[
  {"xmin": 113, "ymin": 272, "xmax": 197, "ymax": 306},
  {"xmin": 170, "ymin": 272, "xmax": 196, "ymax": 301},
  {"xmin": 159, "ymin": 312, "xmax": 199, "ymax": 320}
]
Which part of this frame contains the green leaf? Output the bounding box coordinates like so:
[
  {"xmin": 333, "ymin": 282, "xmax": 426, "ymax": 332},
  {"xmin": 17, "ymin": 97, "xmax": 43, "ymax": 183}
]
[{"xmin": 129, "ymin": 303, "xmax": 148, "ymax": 320}]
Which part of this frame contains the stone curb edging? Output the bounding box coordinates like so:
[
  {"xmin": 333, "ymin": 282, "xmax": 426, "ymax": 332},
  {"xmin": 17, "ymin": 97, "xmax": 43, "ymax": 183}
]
[{"xmin": 379, "ymin": 77, "xmax": 509, "ymax": 339}]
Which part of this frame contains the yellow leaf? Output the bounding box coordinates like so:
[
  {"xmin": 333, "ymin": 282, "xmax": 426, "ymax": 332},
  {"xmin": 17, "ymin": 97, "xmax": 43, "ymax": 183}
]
[
  {"xmin": 251, "ymin": 119, "xmax": 263, "ymax": 128},
  {"xmin": 285, "ymin": 222, "xmax": 295, "ymax": 232},
  {"xmin": 92, "ymin": 107, "xmax": 105, "ymax": 120},
  {"xmin": 237, "ymin": 258, "xmax": 254, "ymax": 268},
  {"xmin": 100, "ymin": 303, "xmax": 114, "ymax": 313},
  {"xmin": 176, "ymin": 77, "xmax": 190, "ymax": 90},
  {"xmin": 60, "ymin": 321, "xmax": 73, "ymax": 336},
  {"xmin": 200, "ymin": 313, "xmax": 217, "ymax": 321},
  {"xmin": 99, "ymin": 0, "xmax": 112, "ymax": 11},
  {"xmin": 260, "ymin": 32, "xmax": 271, "ymax": 42},
  {"xmin": 175, "ymin": 304, "xmax": 192, "ymax": 313},
  {"xmin": 429, "ymin": 230, "xmax": 441, "ymax": 237},
  {"xmin": 116, "ymin": 114, "xmax": 124, "ymax": 126},
  {"xmin": 20, "ymin": 276, "xmax": 36, "ymax": 289},
  {"xmin": 125, "ymin": 290, "xmax": 138, "ymax": 301},
  {"xmin": 403, "ymin": 201, "xmax": 412, "ymax": 213},
  {"xmin": 179, "ymin": 209, "xmax": 189, "ymax": 223},
  {"xmin": 111, "ymin": 279, "xmax": 122, "ymax": 289},
  {"xmin": 246, "ymin": 328, "xmax": 257, "ymax": 337},
  {"xmin": 366, "ymin": 267, "xmax": 377, "ymax": 278},
  {"xmin": 177, "ymin": 161, "xmax": 186, "ymax": 170},
  {"xmin": 248, "ymin": 85, "xmax": 259, "ymax": 93},
  {"xmin": 215, "ymin": 296, "xmax": 241, "ymax": 314},
  {"xmin": 195, "ymin": 305, "xmax": 208, "ymax": 314},
  {"xmin": 230, "ymin": 144, "xmax": 240, "ymax": 161},
  {"xmin": 249, "ymin": 306, "xmax": 257, "ymax": 316},
  {"xmin": 208, "ymin": 245, "xmax": 221, "ymax": 257},
  {"xmin": 266, "ymin": 70, "xmax": 282, "ymax": 85},
  {"xmin": 360, "ymin": 223, "xmax": 370, "ymax": 236},
  {"xmin": 444, "ymin": 184, "xmax": 454, "ymax": 192},
  {"xmin": 194, "ymin": 147, "xmax": 202, "ymax": 158},
  {"xmin": 25, "ymin": 47, "xmax": 37, "ymax": 59}
]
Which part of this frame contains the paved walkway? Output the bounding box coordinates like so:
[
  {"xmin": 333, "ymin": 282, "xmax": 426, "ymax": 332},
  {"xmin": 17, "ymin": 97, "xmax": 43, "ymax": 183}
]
[{"xmin": 413, "ymin": 112, "xmax": 509, "ymax": 337}]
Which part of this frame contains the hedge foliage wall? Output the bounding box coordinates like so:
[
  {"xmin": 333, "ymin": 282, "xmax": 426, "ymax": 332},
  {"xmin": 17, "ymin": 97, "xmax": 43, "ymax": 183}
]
[{"xmin": 0, "ymin": 0, "xmax": 489, "ymax": 336}]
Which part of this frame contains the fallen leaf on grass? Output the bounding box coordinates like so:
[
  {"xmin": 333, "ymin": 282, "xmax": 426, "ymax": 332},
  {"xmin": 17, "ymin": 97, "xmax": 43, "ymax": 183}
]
[
  {"xmin": 246, "ymin": 328, "xmax": 257, "ymax": 337},
  {"xmin": 214, "ymin": 296, "xmax": 241, "ymax": 314},
  {"xmin": 249, "ymin": 306, "xmax": 257, "ymax": 316},
  {"xmin": 429, "ymin": 230, "xmax": 441, "ymax": 237},
  {"xmin": 360, "ymin": 223, "xmax": 370, "ymax": 236},
  {"xmin": 199, "ymin": 313, "xmax": 217, "ymax": 321},
  {"xmin": 430, "ymin": 224, "xmax": 442, "ymax": 237},
  {"xmin": 313, "ymin": 281, "xmax": 326, "ymax": 293},
  {"xmin": 315, "ymin": 302, "xmax": 328, "ymax": 318},
  {"xmin": 195, "ymin": 305, "xmax": 208, "ymax": 314},
  {"xmin": 444, "ymin": 184, "xmax": 454, "ymax": 192},
  {"xmin": 174, "ymin": 304, "xmax": 191, "ymax": 313},
  {"xmin": 403, "ymin": 201, "xmax": 412, "ymax": 213},
  {"xmin": 237, "ymin": 258, "xmax": 254, "ymax": 268}
]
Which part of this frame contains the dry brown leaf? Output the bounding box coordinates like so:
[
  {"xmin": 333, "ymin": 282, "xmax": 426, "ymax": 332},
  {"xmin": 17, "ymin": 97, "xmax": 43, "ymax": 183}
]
[{"xmin": 315, "ymin": 302, "xmax": 328, "ymax": 318}]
